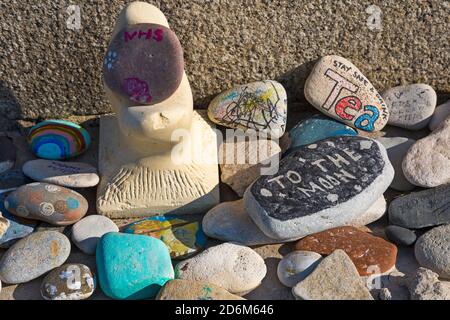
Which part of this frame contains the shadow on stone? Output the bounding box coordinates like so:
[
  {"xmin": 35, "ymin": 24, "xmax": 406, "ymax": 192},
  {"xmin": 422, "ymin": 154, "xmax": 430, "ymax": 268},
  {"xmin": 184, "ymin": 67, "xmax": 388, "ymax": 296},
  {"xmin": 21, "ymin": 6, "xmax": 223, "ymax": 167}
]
[{"xmin": 0, "ymin": 80, "xmax": 24, "ymax": 132}]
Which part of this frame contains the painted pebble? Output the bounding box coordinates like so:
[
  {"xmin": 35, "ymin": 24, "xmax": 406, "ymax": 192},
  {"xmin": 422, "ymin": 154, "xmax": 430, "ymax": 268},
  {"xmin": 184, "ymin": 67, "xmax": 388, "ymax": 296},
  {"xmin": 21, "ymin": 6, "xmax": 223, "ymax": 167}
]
[
  {"xmin": 295, "ymin": 226, "xmax": 398, "ymax": 276},
  {"xmin": 0, "ymin": 210, "xmax": 36, "ymax": 249},
  {"xmin": 402, "ymin": 117, "xmax": 450, "ymax": 188},
  {"xmin": 71, "ymin": 215, "xmax": 118, "ymax": 255},
  {"xmin": 388, "ymin": 184, "xmax": 450, "ymax": 229},
  {"xmin": 28, "ymin": 120, "xmax": 91, "ymax": 160},
  {"xmin": 208, "ymin": 80, "xmax": 287, "ymax": 138},
  {"xmin": 175, "ymin": 242, "xmax": 267, "ymax": 295},
  {"xmin": 286, "ymin": 115, "xmax": 357, "ymax": 154},
  {"xmin": 41, "ymin": 263, "xmax": 95, "ymax": 300},
  {"xmin": 304, "ymin": 55, "xmax": 389, "ymax": 132},
  {"xmin": 277, "ymin": 251, "xmax": 322, "ymax": 287},
  {"xmin": 96, "ymin": 232, "xmax": 174, "ymax": 300},
  {"xmin": 157, "ymin": 279, "xmax": 245, "ymax": 300},
  {"xmin": 104, "ymin": 23, "xmax": 184, "ymax": 106},
  {"xmin": 23, "ymin": 159, "xmax": 99, "ymax": 188},
  {"xmin": 0, "ymin": 231, "xmax": 71, "ymax": 284},
  {"xmin": 0, "ymin": 136, "xmax": 16, "ymax": 174},
  {"xmin": 429, "ymin": 99, "xmax": 450, "ymax": 131},
  {"xmin": 383, "ymin": 84, "xmax": 437, "ymax": 130},
  {"xmin": 244, "ymin": 136, "xmax": 394, "ymax": 240},
  {"xmin": 123, "ymin": 215, "xmax": 206, "ymax": 259},
  {"xmin": 385, "ymin": 225, "xmax": 416, "ymax": 246},
  {"xmin": 4, "ymin": 183, "xmax": 88, "ymax": 226}
]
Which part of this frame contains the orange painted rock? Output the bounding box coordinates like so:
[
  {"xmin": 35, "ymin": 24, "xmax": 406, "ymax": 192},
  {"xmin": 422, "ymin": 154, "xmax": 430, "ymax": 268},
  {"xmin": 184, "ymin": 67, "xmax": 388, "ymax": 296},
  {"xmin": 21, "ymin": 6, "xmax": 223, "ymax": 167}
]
[{"xmin": 295, "ymin": 226, "xmax": 397, "ymax": 276}]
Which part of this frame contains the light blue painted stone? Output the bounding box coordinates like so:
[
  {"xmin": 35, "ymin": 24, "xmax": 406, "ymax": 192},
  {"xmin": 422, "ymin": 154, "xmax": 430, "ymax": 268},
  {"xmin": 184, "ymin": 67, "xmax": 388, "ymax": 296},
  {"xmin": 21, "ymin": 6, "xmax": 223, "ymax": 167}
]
[
  {"xmin": 286, "ymin": 115, "xmax": 357, "ymax": 155},
  {"xmin": 96, "ymin": 232, "xmax": 174, "ymax": 300}
]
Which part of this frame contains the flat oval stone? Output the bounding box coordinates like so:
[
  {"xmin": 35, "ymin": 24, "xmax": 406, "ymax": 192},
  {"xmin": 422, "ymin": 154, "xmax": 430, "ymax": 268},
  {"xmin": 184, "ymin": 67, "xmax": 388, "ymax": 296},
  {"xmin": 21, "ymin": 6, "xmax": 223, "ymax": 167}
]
[
  {"xmin": 287, "ymin": 115, "xmax": 357, "ymax": 154},
  {"xmin": 295, "ymin": 226, "xmax": 398, "ymax": 276},
  {"xmin": 71, "ymin": 215, "xmax": 118, "ymax": 255},
  {"xmin": 96, "ymin": 232, "xmax": 174, "ymax": 300},
  {"xmin": 0, "ymin": 136, "xmax": 16, "ymax": 174},
  {"xmin": 388, "ymin": 184, "xmax": 450, "ymax": 229},
  {"xmin": 4, "ymin": 183, "xmax": 88, "ymax": 226},
  {"xmin": 277, "ymin": 251, "xmax": 322, "ymax": 287},
  {"xmin": 304, "ymin": 55, "xmax": 389, "ymax": 132},
  {"xmin": 104, "ymin": 23, "xmax": 184, "ymax": 106},
  {"xmin": 208, "ymin": 80, "xmax": 287, "ymax": 138},
  {"xmin": 377, "ymin": 137, "xmax": 416, "ymax": 191},
  {"xmin": 0, "ymin": 231, "xmax": 71, "ymax": 284},
  {"xmin": 175, "ymin": 242, "xmax": 267, "ymax": 294},
  {"xmin": 123, "ymin": 215, "xmax": 206, "ymax": 259},
  {"xmin": 244, "ymin": 136, "xmax": 394, "ymax": 240},
  {"xmin": 156, "ymin": 279, "xmax": 245, "ymax": 300},
  {"xmin": 385, "ymin": 225, "xmax": 416, "ymax": 246},
  {"xmin": 402, "ymin": 119, "xmax": 450, "ymax": 188},
  {"xmin": 28, "ymin": 120, "xmax": 91, "ymax": 160},
  {"xmin": 415, "ymin": 224, "xmax": 450, "ymax": 279},
  {"xmin": 23, "ymin": 160, "xmax": 99, "ymax": 188},
  {"xmin": 429, "ymin": 100, "xmax": 450, "ymax": 131},
  {"xmin": 41, "ymin": 263, "xmax": 95, "ymax": 300},
  {"xmin": 384, "ymin": 84, "xmax": 437, "ymax": 130}
]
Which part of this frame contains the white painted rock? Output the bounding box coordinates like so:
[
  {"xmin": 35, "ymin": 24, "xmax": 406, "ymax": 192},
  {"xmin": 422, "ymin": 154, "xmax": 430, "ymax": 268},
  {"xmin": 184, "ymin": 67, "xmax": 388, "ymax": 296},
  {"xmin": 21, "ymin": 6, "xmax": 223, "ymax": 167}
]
[
  {"xmin": 402, "ymin": 118, "xmax": 450, "ymax": 188},
  {"xmin": 429, "ymin": 100, "xmax": 450, "ymax": 131},
  {"xmin": 383, "ymin": 84, "xmax": 437, "ymax": 130},
  {"xmin": 174, "ymin": 242, "xmax": 267, "ymax": 294},
  {"xmin": 377, "ymin": 137, "xmax": 416, "ymax": 191},
  {"xmin": 23, "ymin": 160, "xmax": 99, "ymax": 188},
  {"xmin": 219, "ymin": 136, "xmax": 281, "ymax": 197},
  {"xmin": 244, "ymin": 136, "xmax": 394, "ymax": 240},
  {"xmin": 277, "ymin": 251, "xmax": 322, "ymax": 287},
  {"xmin": 347, "ymin": 196, "xmax": 386, "ymax": 227},
  {"xmin": 202, "ymin": 200, "xmax": 284, "ymax": 246},
  {"xmin": 304, "ymin": 55, "xmax": 389, "ymax": 132},
  {"xmin": 208, "ymin": 80, "xmax": 287, "ymax": 138},
  {"xmin": 71, "ymin": 215, "xmax": 118, "ymax": 255}
]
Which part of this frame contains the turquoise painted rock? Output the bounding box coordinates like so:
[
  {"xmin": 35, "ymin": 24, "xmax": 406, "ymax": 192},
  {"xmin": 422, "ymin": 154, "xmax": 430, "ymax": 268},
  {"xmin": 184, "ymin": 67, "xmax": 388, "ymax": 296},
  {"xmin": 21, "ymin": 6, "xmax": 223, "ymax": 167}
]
[
  {"xmin": 286, "ymin": 115, "xmax": 357, "ymax": 155},
  {"xmin": 96, "ymin": 232, "xmax": 174, "ymax": 300},
  {"xmin": 123, "ymin": 215, "xmax": 206, "ymax": 259},
  {"xmin": 28, "ymin": 120, "xmax": 91, "ymax": 160}
]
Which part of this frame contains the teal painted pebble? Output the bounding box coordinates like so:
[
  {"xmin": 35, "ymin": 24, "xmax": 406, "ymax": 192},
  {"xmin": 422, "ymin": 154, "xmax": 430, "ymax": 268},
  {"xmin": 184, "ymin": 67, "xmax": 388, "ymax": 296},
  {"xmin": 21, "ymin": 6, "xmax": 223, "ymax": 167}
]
[
  {"xmin": 28, "ymin": 120, "xmax": 91, "ymax": 160},
  {"xmin": 286, "ymin": 115, "xmax": 357, "ymax": 155},
  {"xmin": 96, "ymin": 232, "xmax": 174, "ymax": 300}
]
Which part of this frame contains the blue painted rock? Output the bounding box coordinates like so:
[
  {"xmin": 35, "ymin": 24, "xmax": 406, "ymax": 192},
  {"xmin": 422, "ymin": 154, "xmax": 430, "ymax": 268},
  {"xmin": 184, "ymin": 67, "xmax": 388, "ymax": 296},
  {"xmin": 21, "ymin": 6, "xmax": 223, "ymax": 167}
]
[
  {"xmin": 41, "ymin": 263, "xmax": 96, "ymax": 300},
  {"xmin": 287, "ymin": 115, "xmax": 357, "ymax": 154},
  {"xmin": 123, "ymin": 215, "xmax": 206, "ymax": 259},
  {"xmin": 28, "ymin": 120, "xmax": 91, "ymax": 160},
  {"xmin": 104, "ymin": 23, "xmax": 184, "ymax": 106},
  {"xmin": 96, "ymin": 232, "xmax": 174, "ymax": 300},
  {"xmin": 0, "ymin": 136, "xmax": 16, "ymax": 174},
  {"xmin": 304, "ymin": 55, "xmax": 389, "ymax": 132},
  {"xmin": 0, "ymin": 210, "xmax": 36, "ymax": 249},
  {"xmin": 208, "ymin": 80, "xmax": 287, "ymax": 138},
  {"xmin": 0, "ymin": 231, "xmax": 71, "ymax": 284},
  {"xmin": 4, "ymin": 183, "xmax": 88, "ymax": 226}
]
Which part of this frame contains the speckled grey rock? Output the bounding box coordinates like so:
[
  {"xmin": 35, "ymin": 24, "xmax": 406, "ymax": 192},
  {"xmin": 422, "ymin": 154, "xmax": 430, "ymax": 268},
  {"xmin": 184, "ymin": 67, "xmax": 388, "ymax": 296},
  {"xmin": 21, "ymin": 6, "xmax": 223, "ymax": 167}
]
[
  {"xmin": 408, "ymin": 267, "xmax": 450, "ymax": 300},
  {"xmin": 389, "ymin": 184, "xmax": 450, "ymax": 229},
  {"xmin": 429, "ymin": 100, "xmax": 450, "ymax": 131},
  {"xmin": 0, "ymin": 231, "xmax": 71, "ymax": 284},
  {"xmin": 0, "ymin": 137, "xmax": 15, "ymax": 174},
  {"xmin": 415, "ymin": 225, "xmax": 450, "ymax": 279},
  {"xmin": 292, "ymin": 249, "xmax": 373, "ymax": 300},
  {"xmin": 277, "ymin": 251, "xmax": 322, "ymax": 287},
  {"xmin": 385, "ymin": 225, "xmax": 416, "ymax": 246},
  {"xmin": 376, "ymin": 137, "xmax": 415, "ymax": 191}
]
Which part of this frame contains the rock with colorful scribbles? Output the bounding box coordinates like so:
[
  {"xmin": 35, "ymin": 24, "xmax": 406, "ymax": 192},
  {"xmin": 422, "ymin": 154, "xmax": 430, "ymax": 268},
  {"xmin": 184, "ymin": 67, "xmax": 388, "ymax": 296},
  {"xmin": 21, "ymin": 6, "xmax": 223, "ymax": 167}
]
[
  {"xmin": 4, "ymin": 183, "xmax": 88, "ymax": 226},
  {"xmin": 28, "ymin": 120, "xmax": 91, "ymax": 160},
  {"xmin": 122, "ymin": 215, "xmax": 206, "ymax": 259},
  {"xmin": 208, "ymin": 80, "xmax": 287, "ymax": 138},
  {"xmin": 96, "ymin": 232, "xmax": 174, "ymax": 300}
]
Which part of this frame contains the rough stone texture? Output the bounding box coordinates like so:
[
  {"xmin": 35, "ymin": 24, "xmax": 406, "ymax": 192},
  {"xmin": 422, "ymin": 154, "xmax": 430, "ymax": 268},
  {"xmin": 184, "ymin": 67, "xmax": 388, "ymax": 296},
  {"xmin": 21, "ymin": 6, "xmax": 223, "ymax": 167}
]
[
  {"xmin": 0, "ymin": 1, "xmax": 449, "ymax": 131},
  {"xmin": 408, "ymin": 267, "xmax": 450, "ymax": 300}
]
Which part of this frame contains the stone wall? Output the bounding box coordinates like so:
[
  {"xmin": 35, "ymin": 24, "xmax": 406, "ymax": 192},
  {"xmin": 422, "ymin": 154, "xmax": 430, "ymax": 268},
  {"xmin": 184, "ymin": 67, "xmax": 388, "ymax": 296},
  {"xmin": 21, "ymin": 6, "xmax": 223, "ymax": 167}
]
[{"xmin": 0, "ymin": 0, "xmax": 449, "ymax": 130}]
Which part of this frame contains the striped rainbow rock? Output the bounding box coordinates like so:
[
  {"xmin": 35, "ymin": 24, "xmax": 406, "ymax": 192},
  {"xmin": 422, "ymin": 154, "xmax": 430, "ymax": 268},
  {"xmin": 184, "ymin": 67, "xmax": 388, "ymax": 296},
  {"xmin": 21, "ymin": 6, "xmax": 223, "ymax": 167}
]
[{"xmin": 28, "ymin": 120, "xmax": 91, "ymax": 160}]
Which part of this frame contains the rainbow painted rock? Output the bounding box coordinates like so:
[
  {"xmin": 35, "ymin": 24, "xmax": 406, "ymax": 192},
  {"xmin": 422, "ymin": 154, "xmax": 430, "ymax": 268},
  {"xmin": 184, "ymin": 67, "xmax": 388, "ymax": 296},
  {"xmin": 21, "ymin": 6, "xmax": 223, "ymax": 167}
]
[
  {"xmin": 123, "ymin": 215, "xmax": 206, "ymax": 259},
  {"xmin": 104, "ymin": 23, "xmax": 184, "ymax": 106},
  {"xmin": 28, "ymin": 120, "xmax": 91, "ymax": 160},
  {"xmin": 4, "ymin": 183, "xmax": 88, "ymax": 226}
]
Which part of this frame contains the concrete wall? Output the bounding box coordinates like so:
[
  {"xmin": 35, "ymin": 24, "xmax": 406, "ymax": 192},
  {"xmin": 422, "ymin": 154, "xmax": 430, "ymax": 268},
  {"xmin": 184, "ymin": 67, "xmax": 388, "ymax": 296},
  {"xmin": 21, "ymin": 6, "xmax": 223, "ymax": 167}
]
[{"xmin": 0, "ymin": 0, "xmax": 449, "ymax": 130}]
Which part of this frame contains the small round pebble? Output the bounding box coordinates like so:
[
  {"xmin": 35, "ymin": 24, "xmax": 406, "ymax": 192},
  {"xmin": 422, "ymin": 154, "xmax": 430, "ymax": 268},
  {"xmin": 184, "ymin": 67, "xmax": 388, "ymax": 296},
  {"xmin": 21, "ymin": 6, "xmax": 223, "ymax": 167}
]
[
  {"xmin": 41, "ymin": 263, "xmax": 95, "ymax": 300},
  {"xmin": 385, "ymin": 225, "xmax": 417, "ymax": 246},
  {"xmin": 277, "ymin": 251, "xmax": 322, "ymax": 287},
  {"xmin": 71, "ymin": 215, "xmax": 118, "ymax": 255}
]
